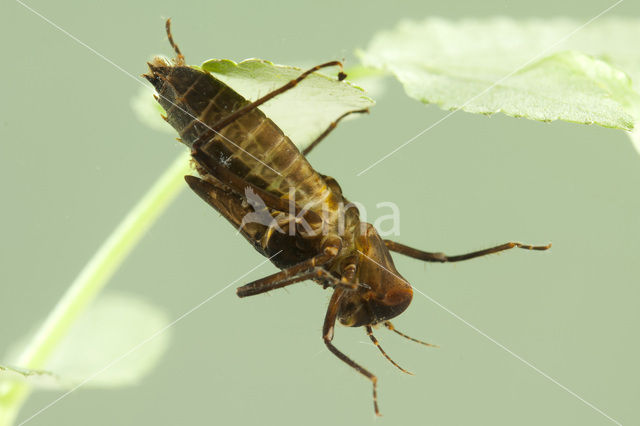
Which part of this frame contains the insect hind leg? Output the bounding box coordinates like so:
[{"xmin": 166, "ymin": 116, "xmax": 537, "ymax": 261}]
[
  {"xmin": 302, "ymin": 108, "xmax": 369, "ymax": 156},
  {"xmin": 384, "ymin": 240, "xmax": 551, "ymax": 263},
  {"xmin": 194, "ymin": 61, "xmax": 348, "ymax": 142}
]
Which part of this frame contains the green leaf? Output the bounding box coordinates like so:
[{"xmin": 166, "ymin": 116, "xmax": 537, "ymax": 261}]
[
  {"xmin": 341, "ymin": 65, "xmax": 388, "ymax": 100},
  {"xmin": 359, "ymin": 17, "xmax": 640, "ymax": 130},
  {"xmin": 2, "ymin": 292, "xmax": 171, "ymax": 390},
  {"xmin": 201, "ymin": 59, "xmax": 375, "ymax": 149},
  {"xmin": 44, "ymin": 292, "xmax": 171, "ymax": 387},
  {"xmin": 0, "ymin": 366, "xmax": 60, "ymax": 389}
]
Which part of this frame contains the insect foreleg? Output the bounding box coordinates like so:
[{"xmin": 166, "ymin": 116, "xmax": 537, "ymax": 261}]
[
  {"xmin": 323, "ymin": 288, "xmax": 380, "ymax": 416},
  {"xmin": 383, "ymin": 240, "xmax": 551, "ymax": 263},
  {"xmin": 258, "ymin": 213, "xmax": 291, "ymax": 250}
]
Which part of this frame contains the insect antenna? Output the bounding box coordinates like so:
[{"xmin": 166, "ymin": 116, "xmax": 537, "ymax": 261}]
[
  {"xmin": 365, "ymin": 326, "xmax": 413, "ymax": 375},
  {"xmin": 165, "ymin": 18, "xmax": 185, "ymax": 65},
  {"xmin": 384, "ymin": 321, "xmax": 439, "ymax": 348}
]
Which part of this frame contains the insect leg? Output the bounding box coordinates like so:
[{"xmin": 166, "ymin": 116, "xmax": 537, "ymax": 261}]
[
  {"xmin": 164, "ymin": 19, "xmax": 185, "ymax": 65},
  {"xmin": 196, "ymin": 61, "xmax": 348, "ymax": 140},
  {"xmin": 236, "ymin": 245, "xmax": 340, "ymax": 298},
  {"xmin": 302, "ymin": 108, "xmax": 370, "ymax": 156},
  {"xmin": 365, "ymin": 326, "xmax": 413, "ymax": 375},
  {"xmin": 190, "ymin": 146, "xmax": 323, "ymax": 226},
  {"xmin": 383, "ymin": 321, "xmax": 438, "ymax": 348},
  {"xmin": 384, "ymin": 240, "xmax": 551, "ymax": 263},
  {"xmin": 323, "ymin": 288, "xmax": 381, "ymax": 416},
  {"xmin": 237, "ymin": 265, "xmax": 344, "ymax": 298}
]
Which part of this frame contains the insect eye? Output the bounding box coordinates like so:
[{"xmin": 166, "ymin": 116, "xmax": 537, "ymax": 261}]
[{"xmin": 368, "ymin": 288, "xmax": 413, "ymax": 323}]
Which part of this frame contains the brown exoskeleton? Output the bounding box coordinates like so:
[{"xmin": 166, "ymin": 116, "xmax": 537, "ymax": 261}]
[{"xmin": 144, "ymin": 20, "xmax": 551, "ymax": 415}]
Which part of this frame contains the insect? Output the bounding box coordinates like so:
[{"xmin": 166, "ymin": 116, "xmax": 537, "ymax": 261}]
[{"xmin": 144, "ymin": 20, "xmax": 551, "ymax": 416}]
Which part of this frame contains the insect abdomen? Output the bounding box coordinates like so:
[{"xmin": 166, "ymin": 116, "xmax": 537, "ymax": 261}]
[{"xmin": 145, "ymin": 62, "xmax": 334, "ymax": 211}]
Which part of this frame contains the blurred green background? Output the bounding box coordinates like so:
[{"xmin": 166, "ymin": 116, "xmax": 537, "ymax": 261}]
[{"xmin": 2, "ymin": 0, "xmax": 639, "ymax": 425}]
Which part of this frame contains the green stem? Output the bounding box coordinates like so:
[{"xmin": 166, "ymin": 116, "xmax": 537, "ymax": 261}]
[{"xmin": 0, "ymin": 152, "xmax": 191, "ymax": 426}]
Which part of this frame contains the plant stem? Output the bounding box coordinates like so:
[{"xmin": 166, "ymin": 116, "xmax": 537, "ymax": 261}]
[{"xmin": 0, "ymin": 153, "xmax": 191, "ymax": 426}]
